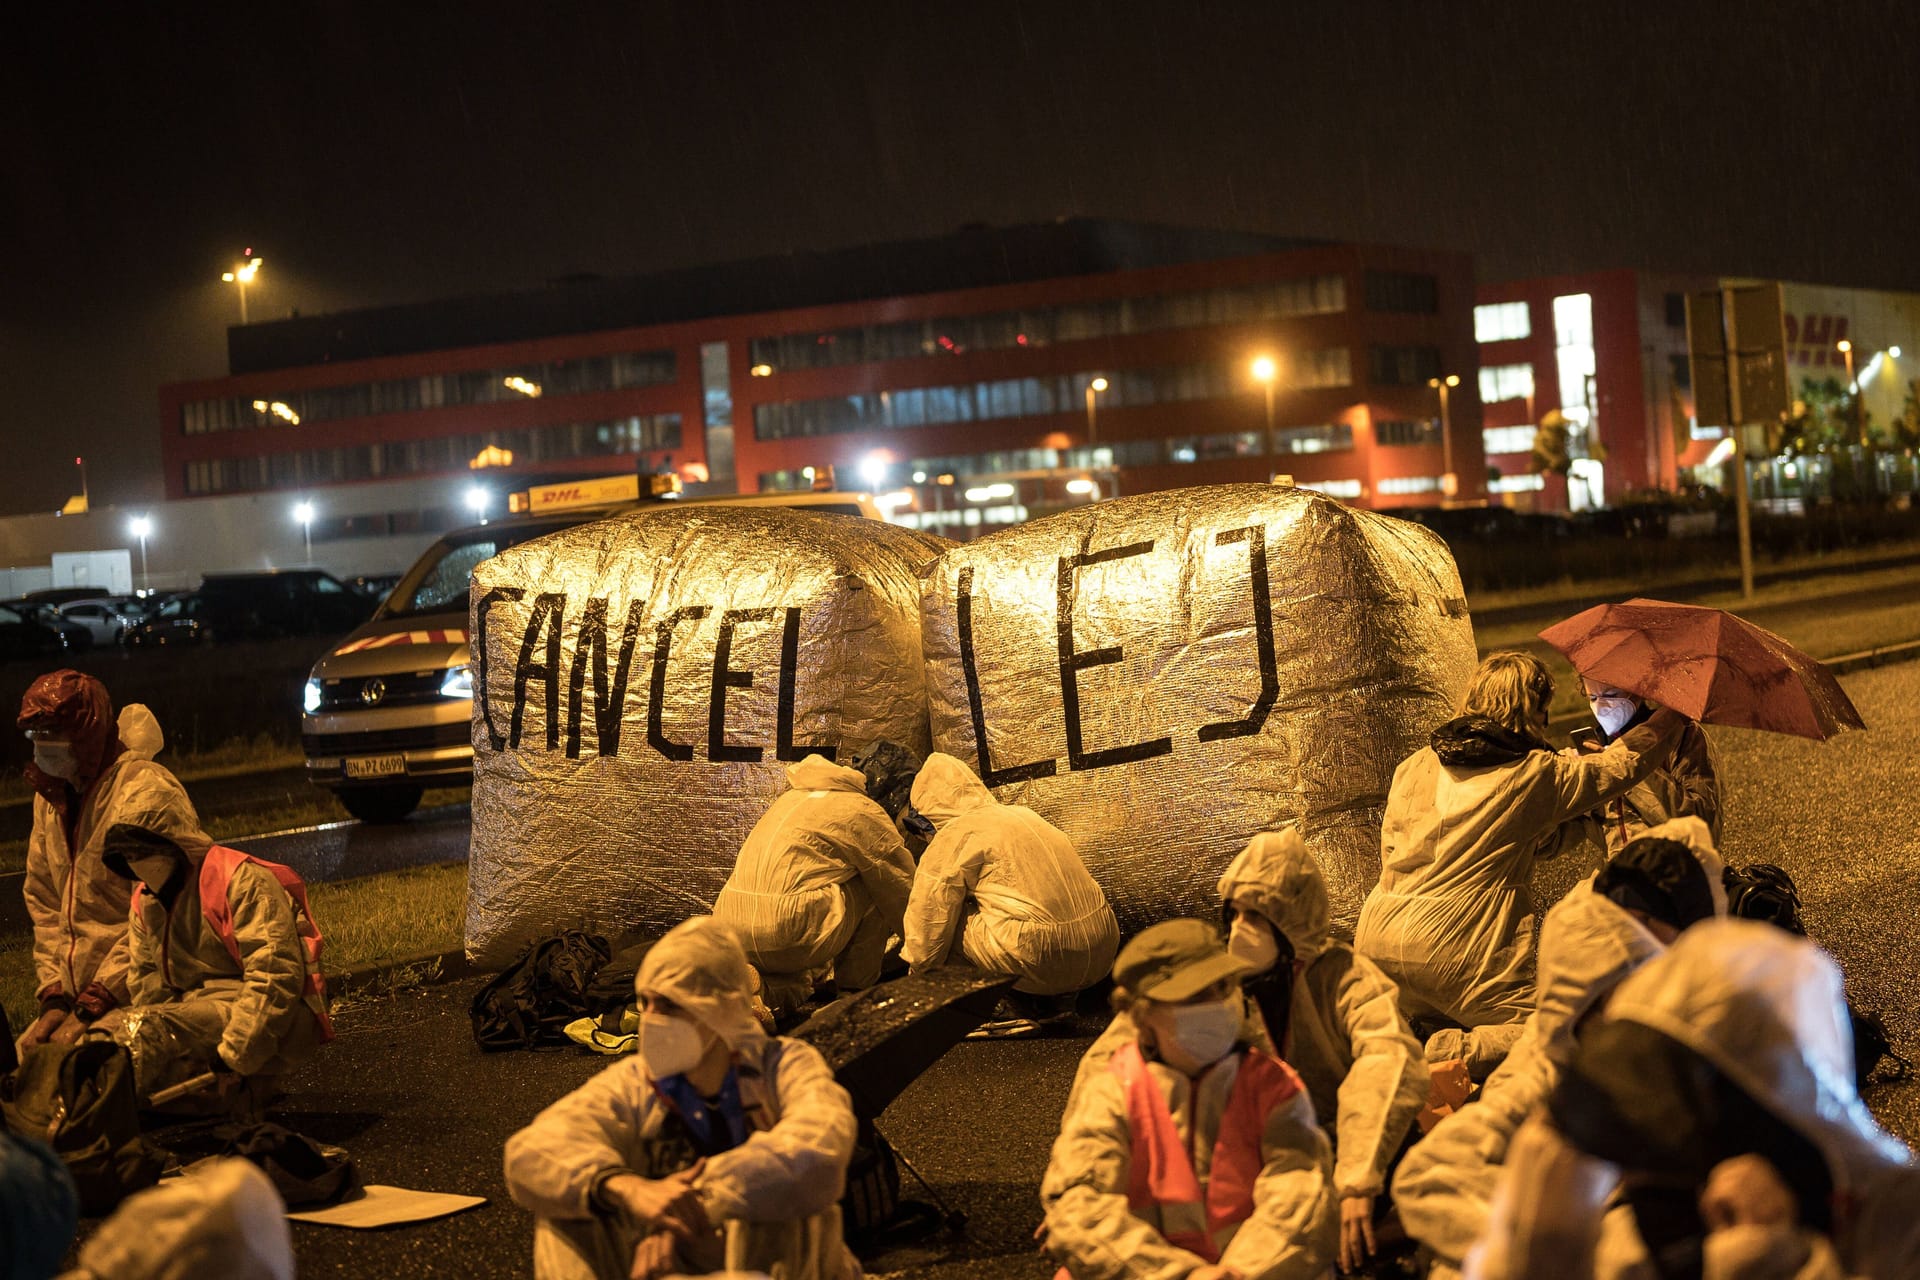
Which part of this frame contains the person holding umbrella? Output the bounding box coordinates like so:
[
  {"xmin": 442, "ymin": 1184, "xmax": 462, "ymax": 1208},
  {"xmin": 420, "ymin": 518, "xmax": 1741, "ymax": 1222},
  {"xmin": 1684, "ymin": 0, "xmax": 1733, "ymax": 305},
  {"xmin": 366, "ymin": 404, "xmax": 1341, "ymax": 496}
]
[
  {"xmin": 1563, "ymin": 675, "xmax": 1720, "ymax": 860},
  {"xmin": 1354, "ymin": 651, "xmax": 1690, "ymax": 1079}
]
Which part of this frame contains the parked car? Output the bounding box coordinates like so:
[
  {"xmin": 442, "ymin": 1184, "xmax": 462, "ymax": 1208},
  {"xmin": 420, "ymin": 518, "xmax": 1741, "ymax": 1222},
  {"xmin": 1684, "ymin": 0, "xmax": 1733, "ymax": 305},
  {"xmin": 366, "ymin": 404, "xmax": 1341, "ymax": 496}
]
[
  {"xmin": 2, "ymin": 599, "xmax": 91, "ymax": 652},
  {"xmin": 0, "ymin": 603, "xmax": 74, "ymax": 661},
  {"xmin": 192, "ymin": 570, "xmax": 375, "ymax": 641},
  {"xmin": 301, "ymin": 486, "xmax": 883, "ymax": 822},
  {"xmin": 24, "ymin": 586, "xmax": 112, "ymax": 607},
  {"xmin": 58, "ymin": 598, "xmax": 139, "ymax": 645},
  {"xmin": 347, "ymin": 573, "xmax": 403, "ymax": 603},
  {"xmin": 122, "ymin": 593, "xmax": 213, "ymax": 647}
]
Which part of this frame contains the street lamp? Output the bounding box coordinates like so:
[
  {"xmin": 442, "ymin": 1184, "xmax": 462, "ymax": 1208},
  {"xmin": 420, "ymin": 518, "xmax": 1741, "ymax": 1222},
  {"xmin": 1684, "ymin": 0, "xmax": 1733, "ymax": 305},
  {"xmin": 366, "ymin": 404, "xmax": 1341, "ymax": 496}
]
[
  {"xmin": 464, "ymin": 486, "xmax": 491, "ymax": 523},
  {"xmin": 221, "ymin": 250, "xmax": 263, "ymax": 324},
  {"xmin": 1084, "ymin": 377, "xmax": 1109, "ymax": 448},
  {"xmin": 128, "ymin": 515, "xmax": 153, "ymax": 590},
  {"xmin": 1428, "ymin": 374, "xmax": 1462, "ymax": 497},
  {"xmin": 1250, "ymin": 355, "xmax": 1279, "ymax": 456},
  {"xmin": 1837, "ymin": 340, "xmax": 1866, "ymax": 448},
  {"xmin": 293, "ymin": 501, "xmax": 315, "ymax": 562}
]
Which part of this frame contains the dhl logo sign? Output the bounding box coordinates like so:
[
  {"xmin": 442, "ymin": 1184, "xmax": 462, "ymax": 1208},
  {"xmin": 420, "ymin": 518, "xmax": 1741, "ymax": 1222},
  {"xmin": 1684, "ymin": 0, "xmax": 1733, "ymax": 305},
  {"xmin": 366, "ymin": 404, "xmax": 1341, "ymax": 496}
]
[
  {"xmin": 529, "ymin": 475, "xmax": 640, "ymax": 512},
  {"xmin": 336, "ymin": 629, "xmax": 467, "ymax": 654}
]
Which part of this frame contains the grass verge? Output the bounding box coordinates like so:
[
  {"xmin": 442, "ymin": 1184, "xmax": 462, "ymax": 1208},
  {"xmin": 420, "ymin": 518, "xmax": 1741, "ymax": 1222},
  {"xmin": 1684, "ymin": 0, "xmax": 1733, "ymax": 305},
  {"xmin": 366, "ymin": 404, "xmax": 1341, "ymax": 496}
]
[
  {"xmin": 0, "ymin": 734, "xmax": 306, "ymax": 808},
  {"xmin": 0, "ymin": 861, "xmax": 468, "ymax": 1035}
]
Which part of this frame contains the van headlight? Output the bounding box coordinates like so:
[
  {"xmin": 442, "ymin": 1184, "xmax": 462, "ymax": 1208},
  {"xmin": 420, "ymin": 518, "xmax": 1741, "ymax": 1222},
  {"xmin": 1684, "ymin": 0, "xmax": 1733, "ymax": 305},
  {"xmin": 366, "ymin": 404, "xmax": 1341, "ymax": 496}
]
[
  {"xmin": 440, "ymin": 665, "xmax": 474, "ymax": 699},
  {"xmin": 303, "ymin": 679, "xmax": 323, "ymax": 714}
]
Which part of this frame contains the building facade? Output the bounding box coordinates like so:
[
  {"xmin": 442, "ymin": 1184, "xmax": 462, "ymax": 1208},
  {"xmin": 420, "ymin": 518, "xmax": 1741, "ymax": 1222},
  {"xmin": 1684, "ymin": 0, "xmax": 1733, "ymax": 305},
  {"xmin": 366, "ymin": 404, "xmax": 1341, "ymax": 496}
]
[{"xmin": 159, "ymin": 221, "xmax": 1486, "ymax": 539}]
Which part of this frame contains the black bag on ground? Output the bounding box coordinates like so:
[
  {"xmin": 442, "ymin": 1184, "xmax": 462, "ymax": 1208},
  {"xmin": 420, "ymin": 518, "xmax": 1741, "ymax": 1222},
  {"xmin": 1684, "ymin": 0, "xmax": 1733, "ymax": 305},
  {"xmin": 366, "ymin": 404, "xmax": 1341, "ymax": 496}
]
[
  {"xmin": 0, "ymin": 1041, "xmax": 163, "ymax": 1214},
  {"xmin": 470, "ymin": 930, "xmax": 613, "ymax": 1051},
  {"xmin": 582, "ymin": 938, "xmax": 656, "ymax": 1015},
  {"xmin": 214, "ymin": 1121, "xmax": 362, "ymax": 1208},
  {"xmin": 840, "ymin": 1120, "xmax": 947, "ymax": 1251}
]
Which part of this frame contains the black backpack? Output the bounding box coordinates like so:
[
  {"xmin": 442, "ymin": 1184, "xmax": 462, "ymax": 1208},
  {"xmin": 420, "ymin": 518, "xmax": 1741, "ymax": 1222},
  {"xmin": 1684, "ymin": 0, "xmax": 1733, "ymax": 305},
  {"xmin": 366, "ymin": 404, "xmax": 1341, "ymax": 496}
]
[
  {"xmin": 470, "ymin": 930, "xmax": 613, "ymax": 1051},
  {"xmin": 1, "ymin": 1041, "xmax": 163, "ymax": 1214}
]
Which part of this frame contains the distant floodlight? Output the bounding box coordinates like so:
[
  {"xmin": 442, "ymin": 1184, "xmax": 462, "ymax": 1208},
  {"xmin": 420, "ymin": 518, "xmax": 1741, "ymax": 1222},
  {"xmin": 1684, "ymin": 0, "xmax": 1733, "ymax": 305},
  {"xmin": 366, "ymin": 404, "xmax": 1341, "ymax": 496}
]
[
  {"xmin": 1891, "ymin": 346, "xmax": 1903, "ymax": 359},
  {"xmin": 464, "ymin": 486, "xmax": 490, "ymax": 515},
  {"xmin": 1250, "ymin": 355, "xmax": 1277, "ymax": 384},
  {"xmin": 1089, "ymin": 377, "xmax": 1109, "ymax": 393},
  {"xmin": 128, "ymin": 515, "xmax": 154, "ymax": 539},
  {"xmin": 859, "ymin": 451, "xmax": 891, "ymax": 487},
  {"xmin": 911, "ymin": 470, "xmax": 927, "ymax": 484},
  {"xmin": 293, "ymin": 501, "xmax": 315, "ymax": 526},
  {"xmin": 1837, "ymin": 339, "xmax": 1853, "ymax": 354}
]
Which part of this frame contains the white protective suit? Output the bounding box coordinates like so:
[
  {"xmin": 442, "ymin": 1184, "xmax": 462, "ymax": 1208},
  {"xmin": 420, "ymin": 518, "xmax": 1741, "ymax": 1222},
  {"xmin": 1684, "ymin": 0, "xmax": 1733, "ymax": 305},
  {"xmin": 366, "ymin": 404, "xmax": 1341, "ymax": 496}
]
[
  {"xmin": 1395, "ymin": 816, "xmax": 1727, "ymax": 1274},
  {"xmin": 1042, "ymin": 1038, "xmax": 1338, "ymax": 1279},
  {"xmin": 24, "ymin": 704, "xmax": 210, "ymax": 1022},
  {"xmin": 62, "ymin": 1157, "xmax": 293, "ymax": 1280},
  {"xmin": 712, "ymin": 753, "xmax": 915, "ymax": 1005},
  {"xmin": 503, "ymin": 917, "xmax": 859, "ymax": 1280},
  {"xmin": 1468, "ymin": 919, "xmax": 1920, "ymax": 1280},
  {"xmin": 901, "ymin": 753, "xmax": 1120, "ymax": 996},
  {"xmin": 1354, "ymin": 709, "xmax": 1685, "ymax": 1075}
]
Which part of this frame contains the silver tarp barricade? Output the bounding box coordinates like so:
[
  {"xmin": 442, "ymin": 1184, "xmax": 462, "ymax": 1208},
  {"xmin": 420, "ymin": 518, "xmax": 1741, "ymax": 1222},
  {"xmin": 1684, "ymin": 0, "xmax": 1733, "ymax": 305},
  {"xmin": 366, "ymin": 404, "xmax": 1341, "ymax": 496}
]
[
  {"xmin": 466, "ymin": 505, "xmax": 947, "ymax": 965},
  {"xmin": 919, "ymin": 484, "xmax": 1475, "ymax": 934}
]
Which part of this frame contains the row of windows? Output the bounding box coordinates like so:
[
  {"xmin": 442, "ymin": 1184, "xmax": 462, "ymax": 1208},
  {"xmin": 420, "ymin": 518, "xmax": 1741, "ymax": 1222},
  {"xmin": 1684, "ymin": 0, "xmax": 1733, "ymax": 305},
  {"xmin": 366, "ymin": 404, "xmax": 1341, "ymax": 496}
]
[
  {"xmin": 1480, "ymin": 363, "xmax": 1536, "ymax": 404},
  {"xmin": 180, "ymin": 350, "xmax": 678, "ymax": 436},
  {"xmin": 1375, "ymin": 419, "xmax": 1441, "ymax": 447},
  {"xmin": 747, "ymin": 275, "xmax": 1351, "ymax": 371},
  {"xmin": 1367, "ymin": 345, "xmax": 1445, "ymax": 387},
  {"xmin": 1474, "ymin": 301, "xmax": 1531, "ymax": 343},
  {"xmin": 182, "ymin": 414, "xmax": 682, "ymax": 496},
  {"xmin": 1483, "ymin": 425, "xmax": 1538, "ymax": 454},
  {"xmin": 750, "ymin": 348, "xmax": 1381, "ymax": 443},
  {"xmin": 1363, "ymin": 271, "xmax": 1440, "ymax": 315}
]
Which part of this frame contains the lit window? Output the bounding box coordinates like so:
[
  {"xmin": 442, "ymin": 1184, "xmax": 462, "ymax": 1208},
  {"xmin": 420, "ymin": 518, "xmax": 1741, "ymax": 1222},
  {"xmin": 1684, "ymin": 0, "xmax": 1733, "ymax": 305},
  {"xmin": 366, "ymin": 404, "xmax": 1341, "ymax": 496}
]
[
  {"xmin": 1478, "ymin": 364, "xmax": 1535, "ymax": 404},
  {"xmin": 1378, "ymin": 475, "xmax": 1442, "ymax": 495},
  {"xmin": 1488, "ymin": 474, "xmax": 1546, "ymax": 493},
  {"xmin": 1474, "ymin": 301, "xmax": 1531, "ymax": 343},
  {"xmin": 1298, "ymin": 478, "xmax": 1363, "ymax": 499},
  {"xmin": 1482, "ymin": 425, "xmax": 1537, "ymax": 455}
]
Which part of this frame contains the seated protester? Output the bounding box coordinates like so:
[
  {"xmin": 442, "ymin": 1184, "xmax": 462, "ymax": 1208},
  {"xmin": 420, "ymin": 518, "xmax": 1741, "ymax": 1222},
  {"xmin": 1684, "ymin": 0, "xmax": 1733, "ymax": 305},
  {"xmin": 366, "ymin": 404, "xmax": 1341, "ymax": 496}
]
[
  {"xmin": 1354, "ymin": 651, "xmax": 1688, "ymax": 1079},
  {"xmin": 504, "ymin": 917, "xmax": 858, "ymax": 1280},
  {"xmin": 99, "ymin": 824, "xmax": 330, "ymax": 1109},
  {"xmin": 1395, "ymin": 818, "xmax": 1725, "ymax": 1279},
  {"xmin": 62, "ymin": 1157, "xmax": 294, "ymax": 1280},
  {"xmin": 1563, "ymin": 676, "xmax": 1721, "ymax": 861},
  {"xmin": 1221, "ymin": 829, "xmax": 1430, "ymax": 1276},
  {"xmin": 18, "ymin": 670, "xmax": 210, "ymax": 1051},
  {"xmin": 901, "ymin": 754, "xmax": 1119, "ymax": 1034},
  {"xmin": 0, "ymin": 1130, "xmax": 79, "ymax": 1280},
  {"xmin": 1463, "ymin": 918, "xmax": 1920, "ymax": 1280},
  {"xmin": 1041, "ymin": 919, "xmax": 1337, "ymax": 1280},
  {"xmin": 712, "ymin": 752, "xmax": 916, "ymax": 1016}
]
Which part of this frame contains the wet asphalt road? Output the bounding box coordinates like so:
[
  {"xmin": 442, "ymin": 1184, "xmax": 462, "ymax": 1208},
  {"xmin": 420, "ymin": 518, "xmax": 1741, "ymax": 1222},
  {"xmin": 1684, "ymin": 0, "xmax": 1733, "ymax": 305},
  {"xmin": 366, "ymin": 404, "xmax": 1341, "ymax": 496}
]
[{"xmin": 235, "ymin": 659, "xmax": 1920, "ymax": 1280}]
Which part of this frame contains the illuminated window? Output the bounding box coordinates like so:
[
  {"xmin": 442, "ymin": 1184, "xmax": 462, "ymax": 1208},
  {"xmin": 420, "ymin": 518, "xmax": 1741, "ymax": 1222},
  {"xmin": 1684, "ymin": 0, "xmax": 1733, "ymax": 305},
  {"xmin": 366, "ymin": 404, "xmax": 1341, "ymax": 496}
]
[
  {"xmin": 1377, "ymin": 475, "xmax": 1442, "ymax": 495},
  {"xmin": 1488, "ymin": 474, "xmax": 1546, "ymax": 493},
  {"xmin": 1375, "ymin": 419, "xmax": 1440, "ymax": 447},
  {"xmin": 1482, "ymin": 425, "xmax": 1537, "ymax": 454},
  {"xmin": 1553, "ymin": 293, "xmax": 1597, "ymax": 429},
  {"xmin": 1299, "ymin": 478, "xmax": 1363, "ymax": 499},
  {"xmin": 1478, "ymin": 363, "xmax": 1535, "ymax": 404},
  {"xmin": 1474, "ymin": 302, "xmax": 1531, "ymax": 343}
]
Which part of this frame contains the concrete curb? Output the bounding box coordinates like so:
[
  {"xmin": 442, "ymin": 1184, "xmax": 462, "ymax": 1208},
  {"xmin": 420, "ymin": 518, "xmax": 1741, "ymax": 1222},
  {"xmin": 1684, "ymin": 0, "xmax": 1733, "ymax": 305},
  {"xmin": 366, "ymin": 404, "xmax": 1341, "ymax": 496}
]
[
  {"xmin": 327, "ymin": 948, "xmax": 490, "ymax": 998},
  {"xmin": 1823, "ymin": 639, "xmax": 1920, "ymax": 677}
]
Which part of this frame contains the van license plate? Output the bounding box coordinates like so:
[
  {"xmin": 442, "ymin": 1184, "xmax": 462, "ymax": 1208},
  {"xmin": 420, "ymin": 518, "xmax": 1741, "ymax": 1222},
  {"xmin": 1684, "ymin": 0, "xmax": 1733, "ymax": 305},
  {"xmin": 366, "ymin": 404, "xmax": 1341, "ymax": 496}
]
[{"xmin": 344, "ymin": 754, "xmax": 406, "ymax": 779}]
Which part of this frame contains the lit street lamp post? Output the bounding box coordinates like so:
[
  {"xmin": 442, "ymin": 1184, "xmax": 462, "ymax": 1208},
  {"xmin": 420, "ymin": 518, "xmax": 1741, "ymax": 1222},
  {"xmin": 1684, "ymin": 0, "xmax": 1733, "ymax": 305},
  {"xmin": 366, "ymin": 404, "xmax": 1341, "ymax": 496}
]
[
  {"xmin": 1084, "ymin": 377, "xmax": 1109, "ymax": 448},
  {"xmin": 1428, "ymin": 374, "xmax": 1461, "ymax": 498},
  {"xmin": 221, "ymin": 251, "xmax": 263, "ymax": 324},
  {"xmin": 294, "ymin": 501, "xmax": 315, "ymax": 563},
  {"xmin": 1250, "ymin": 355, "xmax": 1278, "ymax": 458},
  {"xmin": 129, "ymin": 515, "xmax": 152, "ymax": 590},
  {"xmin": 1837, "ymin": 339, "xmax": 1866, "ymax": 448}
]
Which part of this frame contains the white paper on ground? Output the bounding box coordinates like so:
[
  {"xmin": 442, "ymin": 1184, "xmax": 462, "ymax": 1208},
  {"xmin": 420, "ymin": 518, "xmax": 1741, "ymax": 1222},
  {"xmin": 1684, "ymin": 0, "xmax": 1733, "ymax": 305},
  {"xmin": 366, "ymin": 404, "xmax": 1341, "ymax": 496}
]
[{"xmin": 285, "ymin": 1185, "xmax": 487, "ymax": 1228}]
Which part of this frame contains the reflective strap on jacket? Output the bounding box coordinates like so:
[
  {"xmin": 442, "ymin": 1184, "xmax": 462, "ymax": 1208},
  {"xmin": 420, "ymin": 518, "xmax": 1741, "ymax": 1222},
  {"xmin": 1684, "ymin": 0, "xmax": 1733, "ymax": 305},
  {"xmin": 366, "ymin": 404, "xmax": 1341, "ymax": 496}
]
[
  {"xmin": 197, "ymin": 845, "xmax": 334, "ymax": 1043},
  {"xmin": 1108, "ymin": 1039, "xmax": 1302, "ymax": 1263}
]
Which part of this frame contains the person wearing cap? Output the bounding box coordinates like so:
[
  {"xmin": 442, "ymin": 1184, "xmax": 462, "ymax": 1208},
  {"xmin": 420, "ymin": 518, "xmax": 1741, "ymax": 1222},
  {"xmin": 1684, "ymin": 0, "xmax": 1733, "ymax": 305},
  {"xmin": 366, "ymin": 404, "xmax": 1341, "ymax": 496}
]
[
  {"xmin": 100, "ymin": 823, "xmax": 330, "ymax": 1109},
  {"xmin": 1564, "ymin": 676, "xmax": 1720, "ymax": 861},
  {"xmin": 712, "ymin": 752, "xmax": 917, "ymax": 1018},
  {"xmin": 1467, "ymin": 919, "xmax": 1920, "ymax": 1280},
  {"xmin": 1354, "ymin": 651, "xmax": 1689, "ymax": 1079},
  {"xmin": 1041, "ymin": 918, "xmax": 1337, "ymax": 1280},
  {"xmin": 16, "ymin": 670, "xmax": 209, "ymax": 1053},
  {"xmin": 1395, "ymin": 818, "xmax": 1726, "ymax": 1279},
  {"xmin": 504, "ymin": 916, "xmax": 859, "ymax": 1280},
  {"xmin": 901, "ymin": 753, "xmax": 1119, "ymax": 1034}
]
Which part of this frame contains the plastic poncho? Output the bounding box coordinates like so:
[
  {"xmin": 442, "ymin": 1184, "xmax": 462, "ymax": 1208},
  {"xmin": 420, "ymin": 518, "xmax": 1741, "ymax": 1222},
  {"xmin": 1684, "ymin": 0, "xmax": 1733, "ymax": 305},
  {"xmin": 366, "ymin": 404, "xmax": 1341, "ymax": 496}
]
[
  {"xmin": 1042, "ymin": 1041, "xmax": 1338, "ymax": 1279},
  {"xmin": 1353, "ymin": 709, "xmax": 1685, "ymax": 1037},
  {"xmin": 66, "ymin": 1157, "xmax": 293, "ymax": 1280},
  {"xmin": 116, "ymin": 835, "xmax": 323, "ymax": 1089},
  {"xmin": 712, "ymin": 755, "xmax": 915, "ymax": 992},
  {"xmin": 1469, "ymin": 920, "xmax": 1919, "ymax": 1280},
  {"xmin": 901, "ymin": 753, "xmax": 1119, "ymax": 997},
  {"xmin": 504, "ymin": 917, "xmax": 857, "ymax": 1251},
  {"xmin": 1216, "ymin": 829, "xmax": 1428, "ymax": 1200},
  {"xmin": 1565, "ymin": 714, "xmax": 1721, "ymax": 860},
  {"xmin": 21, "ymin": 676, "xmax": 209, "ymax": 1021}
]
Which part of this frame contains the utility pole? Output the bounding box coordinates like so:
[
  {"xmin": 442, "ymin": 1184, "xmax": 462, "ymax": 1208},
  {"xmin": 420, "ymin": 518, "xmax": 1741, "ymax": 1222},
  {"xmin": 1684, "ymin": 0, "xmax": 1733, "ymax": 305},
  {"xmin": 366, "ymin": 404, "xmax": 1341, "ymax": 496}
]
[{"xmin": 1720, "ymin": 287, "xmax": 1754, "ymax": 601}]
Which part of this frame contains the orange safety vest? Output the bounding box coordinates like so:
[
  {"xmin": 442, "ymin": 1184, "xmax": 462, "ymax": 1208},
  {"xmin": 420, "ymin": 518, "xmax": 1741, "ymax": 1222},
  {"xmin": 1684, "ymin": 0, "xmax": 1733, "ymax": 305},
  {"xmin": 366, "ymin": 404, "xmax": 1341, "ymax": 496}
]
[
  {"xmin": 135, "ymin": 845, "xmax": 334, "ymax": 1043},
  {"xmin": 1108, "ymin": 1039, "xmax": 1303, "ymax": 1264}
]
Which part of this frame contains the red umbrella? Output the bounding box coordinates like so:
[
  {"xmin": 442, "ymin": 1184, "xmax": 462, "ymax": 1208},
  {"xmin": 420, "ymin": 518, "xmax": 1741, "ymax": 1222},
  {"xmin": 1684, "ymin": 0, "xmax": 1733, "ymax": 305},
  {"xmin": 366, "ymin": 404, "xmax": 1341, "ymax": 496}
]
[{"xmin": 1538, "ymin": 598, "xmax": 1866, "ymax": 740}]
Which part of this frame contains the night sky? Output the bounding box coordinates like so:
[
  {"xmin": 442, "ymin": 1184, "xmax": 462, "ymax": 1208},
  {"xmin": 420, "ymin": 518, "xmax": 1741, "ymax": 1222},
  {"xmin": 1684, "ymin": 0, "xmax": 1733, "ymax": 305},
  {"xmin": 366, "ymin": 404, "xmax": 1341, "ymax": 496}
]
[{"xmin": 4, "ymin": 0, "xmax": 1918, "ymax": 517}]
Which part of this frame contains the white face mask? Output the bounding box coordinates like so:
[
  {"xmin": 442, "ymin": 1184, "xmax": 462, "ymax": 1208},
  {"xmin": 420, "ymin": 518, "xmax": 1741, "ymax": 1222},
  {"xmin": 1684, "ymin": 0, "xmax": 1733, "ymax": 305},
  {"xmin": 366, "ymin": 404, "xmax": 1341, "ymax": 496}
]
[
  {"xmin": 1591, "ymin": 695, "xmax": 1639, "ymax": 738},
  {"xmin": 637, "ymin": 1013, "xmax": 707, "ymax": 1080},
  {"xmin": 31, "ymin": 741, "xmax": 78, "ymax": 781},
  {"xmin": 1150, "ymin": 996, "xmax": 1244, "ymax": 1072},
  {"xmin": 1226, "ymin": 916, "xmax": 1281, "ymax": 975}
]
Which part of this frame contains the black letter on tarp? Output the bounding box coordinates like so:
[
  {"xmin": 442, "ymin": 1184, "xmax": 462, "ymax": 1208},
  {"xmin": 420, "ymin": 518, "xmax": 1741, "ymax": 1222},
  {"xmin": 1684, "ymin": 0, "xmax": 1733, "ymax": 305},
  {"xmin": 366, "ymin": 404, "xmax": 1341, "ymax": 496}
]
[
  {"xmin": 1198, "ymin": 524, "xmax": 1279, "ymax": 742},
  {"xmin": 957, "ymin": 567, "xmax": 1056, "ymax": 785},
  {"xmin": 709, "ymin": 607, "xmax": 775, "ymax": 763},
  {"xmin": 565, "ymin": 598, "xmax": 646, "ymax": 759},
  {"xmin": 775, "ymin": 607, "xmax": 837, "ymax": 762},
  {"xmin": 475, "ymin": 586, "xmax": 526, "ymax": 752},
  {"xmin": 1058, "ymin": 542, "xmax": 1173, "ymax": 771},
  {"xmin": 648, "ymin": 606, "xmax": 709, "ymax": 761},
  {"xmin": 509, "ymin": 593, "xmax": 566, "ymax": 751}
]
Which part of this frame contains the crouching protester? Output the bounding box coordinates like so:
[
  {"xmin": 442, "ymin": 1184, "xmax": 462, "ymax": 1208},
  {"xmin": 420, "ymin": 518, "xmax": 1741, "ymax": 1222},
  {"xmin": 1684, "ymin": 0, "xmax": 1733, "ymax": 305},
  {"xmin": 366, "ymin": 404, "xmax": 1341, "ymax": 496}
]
[
  {"xmin": 1466, "ymin": 919, "xmax": 1920, "ymax": 1280},
  {"xmin": 504, "ymin": 916, "xmax": 859, "ymax": 1280},
  {"xmin": 1395, "ymin": 818, "xmax": 1725, "ymax": 1279},
  {"xmin": 1040, "ymin": 919, "xmax": 1338, "ymax": 1280},
  {"xmin": 100, "ymin": 823, "xmax": 332, "ymax": 1111}
]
